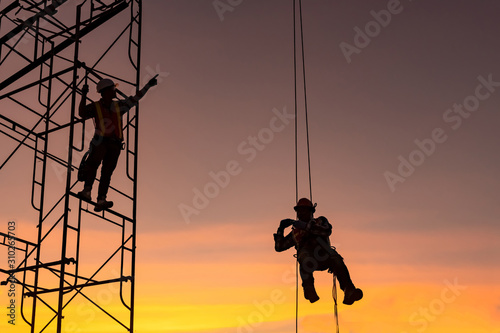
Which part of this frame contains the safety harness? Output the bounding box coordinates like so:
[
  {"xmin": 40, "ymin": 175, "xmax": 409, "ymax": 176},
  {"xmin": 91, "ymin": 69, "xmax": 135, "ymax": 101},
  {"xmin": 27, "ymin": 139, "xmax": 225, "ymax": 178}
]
[{"xmin": 94, "ymin": 101, "xmax": 123, "ymax": 140}]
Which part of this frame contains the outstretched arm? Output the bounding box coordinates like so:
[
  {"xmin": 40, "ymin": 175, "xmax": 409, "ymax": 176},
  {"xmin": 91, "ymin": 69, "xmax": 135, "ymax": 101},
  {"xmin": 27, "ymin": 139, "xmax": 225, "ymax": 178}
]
[{"xmin": 127, "ymin": 76, "xmax": 158, "ymax": 106}]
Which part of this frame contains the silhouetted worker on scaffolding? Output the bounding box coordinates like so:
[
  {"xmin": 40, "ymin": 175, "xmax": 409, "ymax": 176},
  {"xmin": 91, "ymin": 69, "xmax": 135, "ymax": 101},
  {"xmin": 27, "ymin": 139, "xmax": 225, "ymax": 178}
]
[
  {"xmin": 274, "ymin": 198, "xmax": 363, "ymax": 304},
  {"xmin": 77, "ymin": 77, "xmax": 157, "ymax": 212}
]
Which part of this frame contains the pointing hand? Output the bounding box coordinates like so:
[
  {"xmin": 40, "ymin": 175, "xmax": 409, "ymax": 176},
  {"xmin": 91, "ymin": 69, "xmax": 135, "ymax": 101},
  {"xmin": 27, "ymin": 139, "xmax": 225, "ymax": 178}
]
[{"xmin": 147, "ymin": 75, "xmax": 158, "ymax": 87}]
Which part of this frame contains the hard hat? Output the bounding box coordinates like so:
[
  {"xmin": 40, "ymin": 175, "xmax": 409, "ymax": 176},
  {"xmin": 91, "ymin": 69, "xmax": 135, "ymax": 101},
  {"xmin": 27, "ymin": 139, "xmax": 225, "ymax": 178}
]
[
  {"xmin": 96, "ymin": 78, "xmax": 117, "ymax": 93},
  {"xmin": 294, "ymin": 198, "xmax": 317, "ymax": 212}
]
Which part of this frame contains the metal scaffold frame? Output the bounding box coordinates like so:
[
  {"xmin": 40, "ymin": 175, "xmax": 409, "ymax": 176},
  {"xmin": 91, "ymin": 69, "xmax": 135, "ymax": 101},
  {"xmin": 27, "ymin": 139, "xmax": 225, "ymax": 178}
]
[{"xmin": 0, "ymin": 0, "xmax": 142, "ymax": 332}]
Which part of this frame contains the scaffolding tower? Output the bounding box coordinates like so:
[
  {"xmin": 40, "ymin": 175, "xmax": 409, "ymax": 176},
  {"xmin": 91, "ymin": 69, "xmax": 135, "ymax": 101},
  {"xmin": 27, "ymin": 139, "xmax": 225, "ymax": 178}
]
[{"xmin": 0, "ymin": 0, "xmax": 143, "ymax": 332}]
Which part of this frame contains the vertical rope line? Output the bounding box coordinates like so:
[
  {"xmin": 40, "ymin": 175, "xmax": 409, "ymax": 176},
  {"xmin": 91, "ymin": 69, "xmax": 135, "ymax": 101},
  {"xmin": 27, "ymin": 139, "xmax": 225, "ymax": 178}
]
[
  {"xmin": 293, "ymin": 0, "xmax": 298, "ymax": 205},
  {"xmin": 295, "ymin": 255, "xmax": 299, "ymax": 333},
  {"xmin": 293, "ymin": 2, "xmax": 299, "ymax": 332},
  {"xmin": 332, "ymin": 274, "xmax": 340, "ymax": 333},
  {"xmin": 298, "ymin": 0, "xmax": 313, "ymax": 202}
]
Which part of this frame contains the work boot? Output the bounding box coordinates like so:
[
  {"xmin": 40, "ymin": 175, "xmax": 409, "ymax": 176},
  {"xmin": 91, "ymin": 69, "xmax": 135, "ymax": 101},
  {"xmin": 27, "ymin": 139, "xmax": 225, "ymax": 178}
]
[
  {"xmin": 77, "ymin": 189, "xmax": 91, "ymax": 202},
  {"xmin": 343, "ymin": 288, "xmax": 363, "ymax": 305},
  {"xmin": 94, "ymin": 199, "xmax": 113, "ymax": 212},
  {"xmin": 303, "ymin": 285, "xmax": 320, "ymax": 303}
]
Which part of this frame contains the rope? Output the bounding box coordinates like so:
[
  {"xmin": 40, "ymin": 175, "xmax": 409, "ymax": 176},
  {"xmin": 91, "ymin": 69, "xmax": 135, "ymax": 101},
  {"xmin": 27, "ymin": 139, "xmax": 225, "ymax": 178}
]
[
  {"xmin": 295, "ymin": 254, "xmax": 299, "ymax": 333},
  {"xmin": 293, "ymin": 0, "xmax": 312, "ymax": 333},
  {"xmin": 293, "ymin": 0, "xmax": 313, "ymax": 204},
  {"xmin": 298, "ymin": 0, "xmax": 313, "ymax": 202},
  {"xmin": 293, "ymin": 1, "xmax": 314, "ymax": 332},
  {"xmin": 292, "ymin": 2, "xmax": 340, "ymax": 327},
  {"xmin": 293, "ymin": 0, "xmax": 298, "ymax": 204},
  {"xmin": 332, "ymin": 274, "xmax": 340, "ymax": 333},
  {"xmin": 292, "ymin": 0, "xmax": 299, "ymax": 331}
]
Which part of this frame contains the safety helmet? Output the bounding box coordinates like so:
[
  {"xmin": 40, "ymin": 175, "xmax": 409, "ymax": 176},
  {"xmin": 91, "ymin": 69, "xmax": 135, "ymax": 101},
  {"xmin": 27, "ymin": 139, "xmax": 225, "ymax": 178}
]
[
  {"xmin": 294, "ymin": 198, "xmax": 317, "ymax": 213},
  {"xmin": 96, "ymin": 78, "xmax": 117, "ymax": 93}
]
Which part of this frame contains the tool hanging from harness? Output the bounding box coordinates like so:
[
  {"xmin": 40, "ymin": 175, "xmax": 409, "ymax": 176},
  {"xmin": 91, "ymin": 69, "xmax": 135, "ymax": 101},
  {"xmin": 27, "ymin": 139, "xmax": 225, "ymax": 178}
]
[{"xmin": 78, "ymin": 150, "xmax": 90, "ymax": 182}]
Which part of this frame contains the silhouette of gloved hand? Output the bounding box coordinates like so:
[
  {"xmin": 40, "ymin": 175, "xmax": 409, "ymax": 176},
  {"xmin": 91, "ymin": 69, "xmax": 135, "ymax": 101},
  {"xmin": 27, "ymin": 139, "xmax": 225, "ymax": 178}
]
[
  {"xmin": 292, "ymin": 220, "xmax": 309, "ymax": 230},
  {"xmin": 279, "ymin": 219, "xmax": 295, "ymax": 231},
  {"xmin": 147, "ymin": 76, "xmax": 158, "ymax": 87}
]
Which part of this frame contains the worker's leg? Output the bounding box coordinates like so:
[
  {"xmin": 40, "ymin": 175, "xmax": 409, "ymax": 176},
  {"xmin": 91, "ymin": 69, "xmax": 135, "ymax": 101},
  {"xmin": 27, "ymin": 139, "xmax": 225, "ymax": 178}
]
[
  {"xmin": 299, "ymin": 258, "xmax": 315, "ymax": 287},
  {"xmin": 327, "ymin": 249, "xmax": 355, "ymax": 291},
  {"xmin": 327, "ymin": 249, "xmax": 362, "ymax": 305},
  {"xmin": 97, "ymin": 141, "xmax": 121, "ymax": 200},
  {"xmin": 83, "ymin": 140, "xmax": 106, "ymax": 192},
  {"xmin": 298, "ymin": 251, "xmax": 320, "ymax": 302}
]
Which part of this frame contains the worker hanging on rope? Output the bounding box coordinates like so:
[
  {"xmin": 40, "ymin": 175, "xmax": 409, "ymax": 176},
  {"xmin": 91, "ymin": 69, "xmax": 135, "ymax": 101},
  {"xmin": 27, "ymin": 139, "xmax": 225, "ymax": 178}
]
[
  {"xmin": 77, "ymin": 77, "xmax": 157, "ymax": 212},
  {"xmin": 274, "ymin": 198, "xmax": 363, "ymax": 304}
]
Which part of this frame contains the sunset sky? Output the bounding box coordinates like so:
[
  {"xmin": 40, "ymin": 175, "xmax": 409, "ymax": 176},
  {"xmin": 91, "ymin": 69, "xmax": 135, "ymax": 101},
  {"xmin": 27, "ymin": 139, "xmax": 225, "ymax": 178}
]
[{"xmin": 1, "ymin": 0, "xmax": 500, "ymax": 332}]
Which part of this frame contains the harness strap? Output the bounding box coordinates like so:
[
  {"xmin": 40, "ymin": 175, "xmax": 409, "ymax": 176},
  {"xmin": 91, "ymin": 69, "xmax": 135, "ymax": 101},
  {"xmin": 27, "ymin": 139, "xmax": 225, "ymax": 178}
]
[
  {"xmin": 113, "ymin": 101, "xmax": 122, "ymax": 139},
  {"xmin": 94, "ymin": 101, "xmax": 106, "ymax": 136}
]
